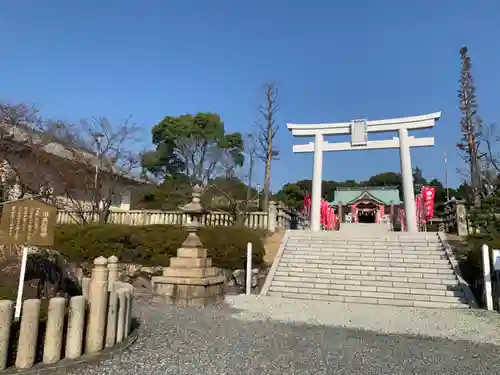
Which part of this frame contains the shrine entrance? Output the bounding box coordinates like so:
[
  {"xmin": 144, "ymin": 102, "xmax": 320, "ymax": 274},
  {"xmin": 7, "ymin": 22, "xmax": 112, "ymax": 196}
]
[
  {"xmin": 287, "ymin": 112, "xmax": 441, "ymax": 233},
  {"xmin": 356, "ymin": 202, "xmax": 377, "ymax": 224}
]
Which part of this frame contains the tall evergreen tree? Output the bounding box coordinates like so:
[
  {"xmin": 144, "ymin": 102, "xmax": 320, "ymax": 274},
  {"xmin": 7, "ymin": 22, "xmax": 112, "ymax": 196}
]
[{"xmin": 457, "ymin": 46, "xmax": 483, "ymax": 206}]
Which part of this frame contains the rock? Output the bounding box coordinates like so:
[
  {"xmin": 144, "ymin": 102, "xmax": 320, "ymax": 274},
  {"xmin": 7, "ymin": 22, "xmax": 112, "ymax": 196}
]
[
  {"xmin": 224, "ymin": 283, "xmax": 241, "ymax": 295},
  {"xmin": 3, "ymin": 246, "xmax": 84, "ymax": 298},
  {"xmin": 232, "ymin": 269, "xmax": 259, "ymax": 289},
  {"xmin": 140, "ymin": 266, "xmax": 155, "ymax": 274},
  {"xmin": 132, "ymin": 276, "xmax": 153, "ymax": 293},
  {"xmin": 219, "ymin": 269, "xmax": 233, "ymax": 281},
  {"xmin": 232, "ymin": 269, "xmax": 246, "ymax": 287},
  {"xmin": 73, "ymin": 267, "xmax": 84, "ymax": 283},
  {"xmin": 125, "ymin": 263, "xmax": 142, "ymax": 277},
  {"xmin": 140, "ymin": 266, "xmax": 163, "ymax": 276}
]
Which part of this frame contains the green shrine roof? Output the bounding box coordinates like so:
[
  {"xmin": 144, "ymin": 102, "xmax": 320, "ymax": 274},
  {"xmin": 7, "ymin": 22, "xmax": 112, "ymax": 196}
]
[{"xmin": 329, "ymin": 186, "xmax": 402, "ymax": 206}]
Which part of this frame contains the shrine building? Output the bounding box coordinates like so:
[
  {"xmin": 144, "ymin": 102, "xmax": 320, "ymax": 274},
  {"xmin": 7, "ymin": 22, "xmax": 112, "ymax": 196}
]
[{"xmin": 330, "ymin": 186, "xmax": 403, "ymax": 224}]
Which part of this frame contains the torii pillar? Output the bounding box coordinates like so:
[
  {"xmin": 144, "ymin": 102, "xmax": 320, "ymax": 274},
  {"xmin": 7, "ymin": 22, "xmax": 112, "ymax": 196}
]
[{"xmin": 287, "ymin": 112, "xmax": 441, "ymax": 233}]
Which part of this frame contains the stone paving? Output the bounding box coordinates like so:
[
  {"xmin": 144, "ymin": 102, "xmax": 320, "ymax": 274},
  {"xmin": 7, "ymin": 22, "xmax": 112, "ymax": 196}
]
[{"xmin": 57, "ymin": 295, "xmax": 500, "ymax": 375}]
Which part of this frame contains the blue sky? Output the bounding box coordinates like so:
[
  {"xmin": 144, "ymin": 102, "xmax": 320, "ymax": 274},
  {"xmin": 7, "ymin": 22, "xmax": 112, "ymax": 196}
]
[{"xmin": 1, "ymin": 1, "xmax": 499, "ymax": 191}]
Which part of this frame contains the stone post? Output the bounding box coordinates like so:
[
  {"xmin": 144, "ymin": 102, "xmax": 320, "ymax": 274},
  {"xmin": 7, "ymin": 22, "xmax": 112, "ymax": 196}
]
[
  {"xmin": 105, "ymin": 286, "xmax": 118, "ymax": 348},
  {"xmin": 127, "ymin": 289, "xmax": 134, "ymax": 336},
  {"xmin": 0, "ymin": 300, "xmax": 13, "ymax": 370},
  {"xmin": 116, "ymin": 290, "xmax": 126, "ymax": 343},
  {"xmin": 15, "ymin": 299, "xmax": 41, "ymax": 369},
  {"xmin": 311, "ymin": 133, "xmax": 324, "ymax": 232},
  {"xmin": 398, "ymin": 127, "xmax": 418, "ymax": 232},
  {"xmin": 82, "ymin": 277, "xmax": 91, "ymax": 301},
  {"xmin": 85, "ymin": 256, "xmax": 109, "ymax": 354},
  {"xmin": 43, "ymin": 297, "xmax": 66, "ymax": 364},
  {"xmin": 107, "ymin": 255, "xmax": 119, "ymax": 291},
  {"xmin": 267, "ymin": 201, "xmax": 277, "ymax": 233},
  {"xmin": 65, "ymin": 296, "xmax": 86, "ymax": 359}
]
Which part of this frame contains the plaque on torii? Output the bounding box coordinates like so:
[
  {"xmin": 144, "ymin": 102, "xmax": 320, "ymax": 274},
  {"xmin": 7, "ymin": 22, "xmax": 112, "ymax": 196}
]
[{"xmin": 287, "ymin": 112, "xmax": 441, "ymax": 233}]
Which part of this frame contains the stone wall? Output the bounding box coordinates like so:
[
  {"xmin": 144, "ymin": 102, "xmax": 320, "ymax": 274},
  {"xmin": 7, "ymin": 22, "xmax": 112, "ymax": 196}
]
[{"xmin": 0, "ymin": 255, "xmax": 134, "ymax": 371}]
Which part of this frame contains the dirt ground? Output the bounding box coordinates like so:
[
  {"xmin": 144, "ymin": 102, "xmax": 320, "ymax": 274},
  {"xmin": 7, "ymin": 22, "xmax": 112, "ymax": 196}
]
[{"xmin": 263, "ymin": 230, "xmax": 285, "ymax": 265}]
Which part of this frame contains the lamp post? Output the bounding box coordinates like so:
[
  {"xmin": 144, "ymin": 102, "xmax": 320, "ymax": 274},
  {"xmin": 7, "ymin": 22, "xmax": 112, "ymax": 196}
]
[
  {"xmin": 256, "ymin": 184, "xmax": 261, "ymax": 209},
  {"xmin": 92, "ymin": 132, "xmax": 104, "ymax": 210}
]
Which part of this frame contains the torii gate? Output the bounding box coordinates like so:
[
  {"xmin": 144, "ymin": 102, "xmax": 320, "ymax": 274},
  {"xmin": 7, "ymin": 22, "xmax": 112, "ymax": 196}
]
[{"xmin": 287, "ymin": 112, "xmax": 441, "ymax": 233}]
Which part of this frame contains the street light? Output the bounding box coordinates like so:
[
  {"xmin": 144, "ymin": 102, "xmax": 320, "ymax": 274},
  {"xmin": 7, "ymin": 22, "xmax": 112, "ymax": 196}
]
[{"xmin": 92, "ymin": 132, "xmax": 105, "ymax": 203}]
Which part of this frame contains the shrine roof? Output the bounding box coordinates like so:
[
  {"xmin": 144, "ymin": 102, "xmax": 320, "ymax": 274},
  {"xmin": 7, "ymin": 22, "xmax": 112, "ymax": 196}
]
[{"xmin": 330, "ymin": 186, "xmax": 402, "ymax": 206}]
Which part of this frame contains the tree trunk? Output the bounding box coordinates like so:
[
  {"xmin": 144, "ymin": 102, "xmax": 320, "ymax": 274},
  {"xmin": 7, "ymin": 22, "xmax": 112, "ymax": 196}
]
[{"xmin": 262, "ymin": 159, "xmax": 271, "ymax": 211}]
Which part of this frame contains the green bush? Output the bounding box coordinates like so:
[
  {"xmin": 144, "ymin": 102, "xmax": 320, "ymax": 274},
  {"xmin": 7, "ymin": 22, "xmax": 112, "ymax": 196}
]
[
  {"xmin": 462, "ymin": 235, "xmax": 500, "ymax": 291},
  {"xmin": 54, "ymin": 224, "xmax": 265, "ymax": 270}
]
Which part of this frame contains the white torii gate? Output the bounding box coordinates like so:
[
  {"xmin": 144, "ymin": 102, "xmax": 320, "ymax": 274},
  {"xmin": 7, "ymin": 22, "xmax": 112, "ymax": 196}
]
[{"xmin": 287, "ymin": 112, "xmax": 441, "ymax": 233}]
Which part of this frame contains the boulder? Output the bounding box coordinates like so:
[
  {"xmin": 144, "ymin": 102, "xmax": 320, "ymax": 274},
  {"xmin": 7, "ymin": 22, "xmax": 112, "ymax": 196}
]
[
  {"xmin": 232, "ymin": 268, "xmax": 259, "ymax": 290},
  {"xmin": 132, "ymin": 276, "xmax": 153, "ymax": 293}
]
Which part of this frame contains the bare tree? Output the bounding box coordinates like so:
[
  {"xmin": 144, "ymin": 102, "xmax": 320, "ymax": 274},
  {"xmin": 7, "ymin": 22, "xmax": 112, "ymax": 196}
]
[
  {"xmin": 245, "ymin": 132, "xmax": 259, "ymax": 203},
  {"xmin": 0, "ymin": 102, "xmax": 144, "ymax": 224},
  {"xmin": 38, "ymin": 117, "xmax": 142, "ymax": 224},
  {"xmin": 456, "ymin": 47, "xmax": 484, "ymax": 207},
  {"xmin": 256, "ymin": 83, "xmax": 280, "ymax": 211},
  {"xmin": 0, "ymin": 102, "xmax": 48, "ymax": 201}
]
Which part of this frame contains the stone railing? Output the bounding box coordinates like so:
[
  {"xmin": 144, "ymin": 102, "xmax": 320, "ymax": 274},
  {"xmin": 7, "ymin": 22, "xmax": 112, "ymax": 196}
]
[
  {"xmin": 57, "ymin": 202, "xmax": 299, "ymax": 232},
  {"xmin": 0, "ymin": 256, "xmax": 134, "ymax": 371},
  {"xmin": 443, "ymin": 198, "xmax": 469, "ymax": 236}
]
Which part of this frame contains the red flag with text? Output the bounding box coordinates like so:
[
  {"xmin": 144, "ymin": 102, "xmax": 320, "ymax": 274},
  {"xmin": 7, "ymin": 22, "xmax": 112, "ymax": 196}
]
[{"xmin": 422, "ymin": 186, "xmax": 436, "ymax": 220}]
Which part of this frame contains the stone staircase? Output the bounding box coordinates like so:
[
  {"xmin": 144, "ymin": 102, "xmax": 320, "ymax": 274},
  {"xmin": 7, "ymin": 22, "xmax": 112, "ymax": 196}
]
[{"xmin": 263, "ymin": 231, "xmax": 473, "ymax": 309}]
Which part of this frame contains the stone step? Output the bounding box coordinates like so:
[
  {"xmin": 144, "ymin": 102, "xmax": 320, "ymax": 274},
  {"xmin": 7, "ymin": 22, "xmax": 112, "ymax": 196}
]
[
  {"xmin": 272, "ymin": 274, "xmax": 461, "ymax": 290},
  {"xmin": 269, "ymin": 280, "xmax": 464, "ymax": 297},
  {"xmin": 266, "ymin": 290, "xmax": 469, "ymax": 309},
  {"xmin": 285, "ymin": 252, "xmax": 447, "ymax": 260},
  {"xmin": 282, "ymin": 252, "xmax": 448, "ymax": 262},
  {"xmin": 288, "ymin": 241, "xmax": 442, "ymax": 247},
  {"xmin": 274, "ymin": 268, "xmax": 457, "ymax": 281},
  {"xmin": 280, "ymin": 261, "xmax": 452, "ymax": 272},
  {"xmin": 289, "ymin": 237, "xmax": 440, "ymax": 242},
  {"xmin": 281, "ymin": 255, "xmax": 451, "ymax": 267},
  {"xmin": 278, "ymin": 263, "xmax": 455, "ymax": 277},
  {"xmin": 285, "ymin": 251, "xmax": 446, "ymax": 258},
  {"xmin": 288, "ymin": 237, "xmax": 441, "ymax": 242},
  {"xmin": 286, "ymin": 243, "xmax": 443, "ymax": 252},
  {"xmin": 285, "ymin": 243, "xmax": 443, "ymax": 252}
]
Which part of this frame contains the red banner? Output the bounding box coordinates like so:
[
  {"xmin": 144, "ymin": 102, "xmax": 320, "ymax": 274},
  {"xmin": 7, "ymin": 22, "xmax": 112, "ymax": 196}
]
[{"xmin": 422, "ymin": 186, "xmax": 436, "ymax": 220}]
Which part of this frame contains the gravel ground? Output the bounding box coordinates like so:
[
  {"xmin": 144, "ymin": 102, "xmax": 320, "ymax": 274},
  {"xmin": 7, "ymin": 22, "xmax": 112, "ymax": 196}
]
[{"xmin": 56, "ymin": 295, "xmax": 500, "ymax": 375}]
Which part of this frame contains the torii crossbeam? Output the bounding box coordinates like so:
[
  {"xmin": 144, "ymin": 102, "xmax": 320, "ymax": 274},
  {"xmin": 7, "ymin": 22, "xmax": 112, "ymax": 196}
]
[{"xmin": 287, "ymin": 112, "xmax": 441, "ymax": 233}]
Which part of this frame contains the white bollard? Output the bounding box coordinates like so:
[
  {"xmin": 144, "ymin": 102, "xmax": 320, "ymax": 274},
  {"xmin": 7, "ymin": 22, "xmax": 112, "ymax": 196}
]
[
  {"xmin": 246, "ymin": 242, "xmax": 252, "ymax": 296},
  {"xmin": 482, "ymin": 244, "xmax": 493, "ymax": 311},
  {"xmin": 14, "ymin": 246, "xmax": 29, "ymax": 320}
]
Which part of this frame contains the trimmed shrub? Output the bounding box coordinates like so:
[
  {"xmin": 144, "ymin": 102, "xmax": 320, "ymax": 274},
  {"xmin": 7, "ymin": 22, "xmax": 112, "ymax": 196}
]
[{"xmin": 54, "ymin": 224, "xmax": 265, "ymax": 270}]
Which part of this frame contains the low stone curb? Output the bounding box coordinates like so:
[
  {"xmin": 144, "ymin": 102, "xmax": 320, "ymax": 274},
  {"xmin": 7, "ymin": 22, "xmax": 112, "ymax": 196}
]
[
  {"xmin": 1, "ymin": 320, "xmax": 140, "ymax": 374},
  {"xmin": 437, "ymin": 231, "xmax": 479, "ymax": 309},
  {"xmin": 260, "ymin": 229, "xmax": 291, "ymax": 296}
]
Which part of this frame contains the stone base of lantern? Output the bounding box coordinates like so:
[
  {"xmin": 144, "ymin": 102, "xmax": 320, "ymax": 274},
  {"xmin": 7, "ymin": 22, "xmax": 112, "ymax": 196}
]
[{"xmin": 152, "ymin": 247, "xmax": 225, "ymax": 307}]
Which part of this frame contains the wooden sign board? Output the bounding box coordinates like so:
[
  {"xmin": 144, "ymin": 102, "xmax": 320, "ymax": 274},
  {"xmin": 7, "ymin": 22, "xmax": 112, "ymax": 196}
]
[{"xmin": 0, "ymin": 200, "xmax": 57, "ymax": 246}]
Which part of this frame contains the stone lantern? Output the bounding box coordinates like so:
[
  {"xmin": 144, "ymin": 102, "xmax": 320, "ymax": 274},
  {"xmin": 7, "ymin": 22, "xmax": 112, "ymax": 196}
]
[{"xmin": 151, "ymin": 185, "xmax": 225, "ymax": 306}]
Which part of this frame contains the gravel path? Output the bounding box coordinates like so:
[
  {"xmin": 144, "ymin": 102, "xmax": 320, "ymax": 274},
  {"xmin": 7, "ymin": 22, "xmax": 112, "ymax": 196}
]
[{"xmin": 57, "ymin": 295, "xmax": 500, "ymax": 375}]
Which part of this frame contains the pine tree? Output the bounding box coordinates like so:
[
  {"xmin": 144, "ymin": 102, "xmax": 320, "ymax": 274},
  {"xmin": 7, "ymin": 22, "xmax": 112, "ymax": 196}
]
[{"xmin": 457, "ymin": 46, "xmax": 483, "ymax": 207}]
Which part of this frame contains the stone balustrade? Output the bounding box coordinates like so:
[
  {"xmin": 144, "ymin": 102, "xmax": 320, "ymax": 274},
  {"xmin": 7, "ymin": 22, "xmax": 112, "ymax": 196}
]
[
  {"xmin": 0, "ymin": 256, "xmax": 134, "ymax": 371},
  {"xmin": 57, "ymin": 202, "xmax": 299, "ymax": 232}
]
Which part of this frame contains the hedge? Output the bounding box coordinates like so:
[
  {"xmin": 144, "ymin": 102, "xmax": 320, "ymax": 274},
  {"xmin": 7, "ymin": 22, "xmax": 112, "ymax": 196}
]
[
  {"xmin": 461, "ymin": 236, "xmax": 500, "ymax": 283},
  {"xmin": 54, "ymin": 224, "xmax": 265, "ymax": 270}
]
